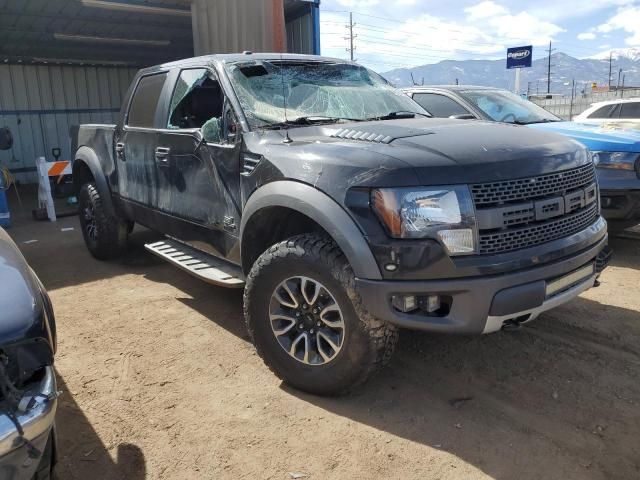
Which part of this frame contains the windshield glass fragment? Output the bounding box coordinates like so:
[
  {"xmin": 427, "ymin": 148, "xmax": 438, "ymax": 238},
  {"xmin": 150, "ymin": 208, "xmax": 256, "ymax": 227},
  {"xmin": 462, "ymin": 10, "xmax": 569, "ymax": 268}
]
[{"xmin": 225, "ymin": 60, "xmax": 427, "ymax": 128}]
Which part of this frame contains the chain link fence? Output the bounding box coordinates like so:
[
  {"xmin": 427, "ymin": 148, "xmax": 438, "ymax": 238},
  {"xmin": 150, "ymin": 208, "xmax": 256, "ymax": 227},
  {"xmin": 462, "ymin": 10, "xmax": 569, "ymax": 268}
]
[{"xmin": 530, "ymin": 89, "xmax": 640, "ymax": 120}]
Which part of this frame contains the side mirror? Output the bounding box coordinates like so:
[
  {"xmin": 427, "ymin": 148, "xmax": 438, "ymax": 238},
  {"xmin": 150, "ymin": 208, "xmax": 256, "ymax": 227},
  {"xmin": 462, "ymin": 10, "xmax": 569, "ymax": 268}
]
[
  {"xmin": 449, "ymin": 114, "xmax": 476, "ymax": 120},
  {"xmin": 0, "ymin": 127, "xmax": 13, "ymax": 151},
  {"xmin": 202, "ymin": 117, "xmax": 222, "ymax": 144}
]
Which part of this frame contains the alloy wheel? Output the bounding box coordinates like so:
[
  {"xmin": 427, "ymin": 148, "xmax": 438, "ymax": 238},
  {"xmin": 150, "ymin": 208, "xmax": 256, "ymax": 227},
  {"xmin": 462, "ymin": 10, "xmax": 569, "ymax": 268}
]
[{"xmin": 269, "ymin": 276, "xmax": 345, "ymax": 365}]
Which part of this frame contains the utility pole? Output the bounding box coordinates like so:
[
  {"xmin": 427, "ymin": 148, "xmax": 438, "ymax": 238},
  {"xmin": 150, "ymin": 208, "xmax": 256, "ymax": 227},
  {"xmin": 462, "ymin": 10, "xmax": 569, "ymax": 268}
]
[
  {"xmin": 547, "ymin": 41, "xmax": 555, "ymax": 94},
  {"xmin": 569, "ymin": 78, "xmax": 576, "ymax": 119},
  {"xmin": 346, "ymin": 12, "xmax": 356, "ymax": 61},
  {"xmin": 621, "ymin": 74, "xmax": 626, "ymax": 98},
  {"xmin": 608, "ymin": 52, "xmax": 613, "ymax": 89}
]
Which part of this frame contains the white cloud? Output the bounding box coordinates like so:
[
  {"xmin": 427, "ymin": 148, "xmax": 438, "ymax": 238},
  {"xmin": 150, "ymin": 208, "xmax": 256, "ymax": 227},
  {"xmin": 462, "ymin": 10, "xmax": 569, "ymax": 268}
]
[
  {"xmin": 577, "ymin": 32, "xmax": 596, "ymax": 40},
  {"xmin": 464, "ymin": 1, "xmax": 508, "ymax": 20},
  {"xmin": 320, "ymin": 1, "xmax": 564, "ymax": 71},
  {"xmin": 597, "ymin": 6, "xmax": 640, "ymax": 45}
]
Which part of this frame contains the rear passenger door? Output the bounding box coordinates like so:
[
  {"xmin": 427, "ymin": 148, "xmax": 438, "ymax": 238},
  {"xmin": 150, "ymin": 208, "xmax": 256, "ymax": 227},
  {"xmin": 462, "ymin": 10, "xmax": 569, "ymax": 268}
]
[
  {"xmin": 116, "ymin": 72, "xmax": 168, "ymax": 211},
  {"xmin": 619, "ymin": 102, "xmax": 640, "ymax": 123}
]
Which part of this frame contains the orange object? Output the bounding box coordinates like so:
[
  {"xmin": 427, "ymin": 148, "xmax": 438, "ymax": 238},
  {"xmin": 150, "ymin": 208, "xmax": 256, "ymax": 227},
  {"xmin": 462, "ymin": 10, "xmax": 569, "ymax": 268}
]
[{"xmin": 47, "ymin": 161, "xmax": 71, "ymax": 177}]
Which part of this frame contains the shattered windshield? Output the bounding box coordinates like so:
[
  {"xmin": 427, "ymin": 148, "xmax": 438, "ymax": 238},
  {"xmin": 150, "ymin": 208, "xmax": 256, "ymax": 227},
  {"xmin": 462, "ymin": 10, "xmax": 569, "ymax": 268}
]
[
  {"xmin": 459, "ymin": 90, "xmax": 561, "ymax": 125},
  {"xmin": 225, "ymin": 60, "xmax": 427, "ymax": 128}
]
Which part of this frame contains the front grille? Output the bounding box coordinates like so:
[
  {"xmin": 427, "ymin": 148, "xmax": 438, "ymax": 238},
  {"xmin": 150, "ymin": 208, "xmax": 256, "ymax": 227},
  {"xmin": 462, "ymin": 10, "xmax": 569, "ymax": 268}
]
[
  {"xmin": 471, "ymin": 163, "xmax": 596, "ymax": 207},
  {"xmin": 479, "ymin": 202, "xmax": 598, "ymax": 254},
  {"xmin": 473, "ymin": 163, "xmax": 600, "ymax": 255}
]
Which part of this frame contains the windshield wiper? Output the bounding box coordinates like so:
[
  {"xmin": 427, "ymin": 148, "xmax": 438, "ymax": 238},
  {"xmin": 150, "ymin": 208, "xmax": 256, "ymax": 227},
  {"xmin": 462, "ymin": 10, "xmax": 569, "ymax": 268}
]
[
  {"xmin": 513, "ymin": 118, "xmax": 561, "ymax": 125},
  {"xmin": 365, "ymin": 111, "xmax": 431, "ymax": 121},
  {"xmin": 260, "ymin": 116, "xmax": 363, "ymax": 129}
]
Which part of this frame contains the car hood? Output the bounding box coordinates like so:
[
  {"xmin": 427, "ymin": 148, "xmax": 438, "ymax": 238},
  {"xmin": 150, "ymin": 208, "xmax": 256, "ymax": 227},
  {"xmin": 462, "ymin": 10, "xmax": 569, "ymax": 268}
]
[
  {"xmin": 250, "ymin": 117, "xmax": 589, "ymax": 187},
  {"xmin": 528, "ymin": 121, "xmax": 640, "ymax": 153},
  {"xmin": 0, "ymin": 228, "xmax": 49, "ymax": 346}
]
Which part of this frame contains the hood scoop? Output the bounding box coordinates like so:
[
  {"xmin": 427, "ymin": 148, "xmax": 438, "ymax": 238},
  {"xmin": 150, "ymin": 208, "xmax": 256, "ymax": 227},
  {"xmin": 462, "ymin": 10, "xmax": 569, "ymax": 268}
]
[
  {"xmin": 329, "ymin": 123, "xmax": 434, "ymax": 144},
  {"xmin": 331, "ymin": 128, "xmax": 394, "ymax": 144}
]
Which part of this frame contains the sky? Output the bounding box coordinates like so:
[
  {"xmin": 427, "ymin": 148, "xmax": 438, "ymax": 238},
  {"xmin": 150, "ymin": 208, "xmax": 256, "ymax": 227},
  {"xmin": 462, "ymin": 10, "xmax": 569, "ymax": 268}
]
[{"xmin": 318, "ymin": 0, "xmax": 640, "ymax": 72}]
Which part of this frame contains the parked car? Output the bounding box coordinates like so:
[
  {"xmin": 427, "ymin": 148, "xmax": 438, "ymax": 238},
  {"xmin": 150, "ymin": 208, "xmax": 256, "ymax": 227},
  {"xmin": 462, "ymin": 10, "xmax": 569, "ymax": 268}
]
[
  {"xmin": 0, "ymin": 227, "xmax": 57, "ymax": 479},
  {"xmin": 72, "ymin": 54, "xmax": 610, "ymax": 395},
  {"xmin": 573, "ymin": 98, "xmax": 640, "ymax": 129},
  {"xmin": 404, "ymin": 85, "xmax": 640, "ymax": 230}
]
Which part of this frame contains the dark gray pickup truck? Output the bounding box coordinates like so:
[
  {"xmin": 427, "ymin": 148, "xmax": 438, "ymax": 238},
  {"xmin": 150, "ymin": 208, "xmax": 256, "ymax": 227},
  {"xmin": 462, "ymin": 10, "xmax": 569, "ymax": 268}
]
[{"xmin": 72, "ymin": 53, "xmax": 611, "ymax": 395}]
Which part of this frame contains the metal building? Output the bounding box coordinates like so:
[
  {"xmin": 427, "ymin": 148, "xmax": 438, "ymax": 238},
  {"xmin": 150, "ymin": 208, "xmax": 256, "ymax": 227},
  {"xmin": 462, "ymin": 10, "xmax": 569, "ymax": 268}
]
[{"xmin": 0, "ymin": 0, "xmax": 321, "ymax": 182}]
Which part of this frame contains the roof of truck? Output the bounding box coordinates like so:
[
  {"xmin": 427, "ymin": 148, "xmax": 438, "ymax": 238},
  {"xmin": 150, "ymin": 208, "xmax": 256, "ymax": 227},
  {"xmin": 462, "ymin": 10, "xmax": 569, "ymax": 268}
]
[{"xmin": 140, "ymin": 53, "xmax": 349, "ymax": 74}]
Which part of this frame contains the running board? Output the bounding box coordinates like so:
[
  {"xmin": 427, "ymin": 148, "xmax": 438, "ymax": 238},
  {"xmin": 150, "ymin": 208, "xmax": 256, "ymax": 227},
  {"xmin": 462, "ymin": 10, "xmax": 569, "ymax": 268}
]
[{"xmin": 145, "ymin": 239, "xmax": 245, "ymax": 288}]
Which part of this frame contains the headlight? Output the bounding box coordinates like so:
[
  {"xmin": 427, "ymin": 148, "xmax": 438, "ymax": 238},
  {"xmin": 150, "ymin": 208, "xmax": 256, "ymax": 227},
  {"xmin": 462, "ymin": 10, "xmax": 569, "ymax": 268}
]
[
  {"xmin": 372, "ymin": 185, "xmax": 477, "ymax": 255},
  {"xmin": 591, "ymin": 151, "xmax": 639, "ymax": 172}
]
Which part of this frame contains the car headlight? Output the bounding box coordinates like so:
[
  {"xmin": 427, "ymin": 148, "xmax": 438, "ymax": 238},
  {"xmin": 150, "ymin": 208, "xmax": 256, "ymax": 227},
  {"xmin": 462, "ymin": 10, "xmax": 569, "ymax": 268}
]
[
  {"xmin": 591, "ymin": 151, "xmax": 639, "ymax": 172},
  {"xmin": 372, "ymin": 185, "xmax": 477, "ymax": 255}
]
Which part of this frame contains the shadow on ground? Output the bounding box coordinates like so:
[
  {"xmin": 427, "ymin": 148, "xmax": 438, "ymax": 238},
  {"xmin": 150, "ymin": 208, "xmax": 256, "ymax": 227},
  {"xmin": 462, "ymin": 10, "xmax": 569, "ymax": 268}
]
[{"xmin": 55, "ymin": 372, "xmax": 146, "ymax": 480}]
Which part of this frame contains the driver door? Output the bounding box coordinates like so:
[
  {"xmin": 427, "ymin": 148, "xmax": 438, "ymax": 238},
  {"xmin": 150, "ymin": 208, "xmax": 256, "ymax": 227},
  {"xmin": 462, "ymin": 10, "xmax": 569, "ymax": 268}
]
[{"xmin": 155, "ymin": 68, "xmax": 242, "ymax": 259}]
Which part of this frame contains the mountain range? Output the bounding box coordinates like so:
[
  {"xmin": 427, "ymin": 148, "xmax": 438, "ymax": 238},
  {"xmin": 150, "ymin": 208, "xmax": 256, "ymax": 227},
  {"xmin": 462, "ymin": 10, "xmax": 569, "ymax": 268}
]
[{"xmin": 381, "ymin": 49, "xmax": 640, "ymax": 96}]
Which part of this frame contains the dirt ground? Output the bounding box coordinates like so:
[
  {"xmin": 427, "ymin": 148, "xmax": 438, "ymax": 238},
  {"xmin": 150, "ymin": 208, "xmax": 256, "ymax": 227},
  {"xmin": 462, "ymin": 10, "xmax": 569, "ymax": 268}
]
[{"xmin": 5, "ymin": 192, "xmax": 640, "ymax": 480}]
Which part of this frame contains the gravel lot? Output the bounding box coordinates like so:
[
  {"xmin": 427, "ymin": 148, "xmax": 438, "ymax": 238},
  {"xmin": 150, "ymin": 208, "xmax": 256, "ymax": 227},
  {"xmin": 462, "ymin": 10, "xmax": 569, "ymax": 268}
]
[{"xmin": 6, "ymin": 200, "xmax": 640, "ymax": 480}]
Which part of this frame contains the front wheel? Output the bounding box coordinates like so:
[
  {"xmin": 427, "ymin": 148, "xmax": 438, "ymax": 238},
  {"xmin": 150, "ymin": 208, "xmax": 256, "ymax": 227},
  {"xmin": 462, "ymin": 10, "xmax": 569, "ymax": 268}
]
[
  {"xmin": 244, "ymin": 233, "xmax": 398, "ymax": 396},
  {"xmin": 78, "ymin": 183, "xmax": 128, "ymax": 260}
]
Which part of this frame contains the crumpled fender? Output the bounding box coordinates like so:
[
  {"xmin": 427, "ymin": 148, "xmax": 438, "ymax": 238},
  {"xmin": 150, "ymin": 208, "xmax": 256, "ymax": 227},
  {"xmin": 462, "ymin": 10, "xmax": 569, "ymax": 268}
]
[{"xmin": 240, "ymin": 181, "xmax": 382, "ymax": 280}]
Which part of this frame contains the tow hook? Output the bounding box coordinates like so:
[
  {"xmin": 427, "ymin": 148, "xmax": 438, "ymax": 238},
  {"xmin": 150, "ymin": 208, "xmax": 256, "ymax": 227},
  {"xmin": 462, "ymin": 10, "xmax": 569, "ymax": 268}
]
[{"xmin": 501, "ymin": 314, "xmax": 530, "ymax": 332}]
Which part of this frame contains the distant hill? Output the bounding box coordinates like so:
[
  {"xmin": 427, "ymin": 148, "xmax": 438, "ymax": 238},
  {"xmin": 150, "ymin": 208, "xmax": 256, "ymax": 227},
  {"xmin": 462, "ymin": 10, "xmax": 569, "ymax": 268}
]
[{"xmin": 381, "ymin": 51, "xmax": 640, "ymax": 95}]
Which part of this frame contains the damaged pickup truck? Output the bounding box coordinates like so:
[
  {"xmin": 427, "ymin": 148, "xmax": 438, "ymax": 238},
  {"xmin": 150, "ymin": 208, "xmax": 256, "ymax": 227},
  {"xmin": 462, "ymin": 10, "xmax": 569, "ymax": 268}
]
[{"xmin": 72, "ymin": 53, "xmax": 611, "ymax": 395}]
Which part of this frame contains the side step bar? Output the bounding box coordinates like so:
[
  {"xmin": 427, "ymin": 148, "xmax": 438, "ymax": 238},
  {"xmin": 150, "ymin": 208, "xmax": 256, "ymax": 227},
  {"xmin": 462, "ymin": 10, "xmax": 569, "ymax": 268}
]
[{"xmin": 145, "ymin": 239, "xmax": 245, "ymax": 288}]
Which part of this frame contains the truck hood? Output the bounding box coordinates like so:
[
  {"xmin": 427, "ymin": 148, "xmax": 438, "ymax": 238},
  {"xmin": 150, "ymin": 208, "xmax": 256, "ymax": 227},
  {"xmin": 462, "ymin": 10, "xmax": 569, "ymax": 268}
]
[
  {"xmin": 527, "ymin": 121, "xmax": 640, "ymax": 153},
  {"xmin": 253, "ymin": 117, "xmax": 590, "ymax": 187}
]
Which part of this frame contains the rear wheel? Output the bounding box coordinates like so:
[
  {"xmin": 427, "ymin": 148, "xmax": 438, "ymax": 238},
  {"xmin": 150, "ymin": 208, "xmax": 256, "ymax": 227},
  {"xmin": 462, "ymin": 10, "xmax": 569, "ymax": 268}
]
[
  {"xmin": 244, "ymin": 233, "xmax": 398, "ymax": 395},
  {"xmin": 78, "ymin": 183, "xmax": 128, "ymax": 260}
]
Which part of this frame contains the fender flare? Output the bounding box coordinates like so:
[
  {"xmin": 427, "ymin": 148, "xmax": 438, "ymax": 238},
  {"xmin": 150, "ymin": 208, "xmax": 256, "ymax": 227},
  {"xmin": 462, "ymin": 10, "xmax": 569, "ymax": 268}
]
[
  {"xmin": 240, "ymin": 181, "xmax": 382, "ymax": 280},
  {"xmin": 72, "ymin": 146, "xmax": 116, "ymax": 217}
]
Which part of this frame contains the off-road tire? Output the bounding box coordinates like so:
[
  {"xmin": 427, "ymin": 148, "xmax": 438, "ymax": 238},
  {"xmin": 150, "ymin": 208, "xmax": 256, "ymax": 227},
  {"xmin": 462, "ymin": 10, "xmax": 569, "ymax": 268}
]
[
  {"xmin": 78, "ymin": 182, "xmax": 128, "ymax": 260},
  {"xmin": 244, "ymin": 233, "xmax": 398, "ymax": 396}
]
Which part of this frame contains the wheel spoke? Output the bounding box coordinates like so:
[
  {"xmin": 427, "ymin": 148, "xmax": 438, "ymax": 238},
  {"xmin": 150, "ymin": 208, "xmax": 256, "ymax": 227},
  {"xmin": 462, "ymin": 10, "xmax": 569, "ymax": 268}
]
[
  {"xmin": 316, "ymin": 333, "xmax": 333, "ymax": 362},
  {"xmin": 301, "ymin": 277, "xmax": 321, "ymax": 306},
  {"xmin": 320, "ymin": 304, "xmax": 344, "ymax": 329},
  {"xmin": 275, "ymin": 282, "xmax": 299, "ymax": 309},
  {"xmin": 269, "ymin": 314, "xmax": 297, "ymax": 336},
  {"xmin": 318, "ymin": 331, "xmax": 340, "ymax": 353},
  {"xmin": 290, "ymin": 332, "xmax": 310, "ymax": 364}
]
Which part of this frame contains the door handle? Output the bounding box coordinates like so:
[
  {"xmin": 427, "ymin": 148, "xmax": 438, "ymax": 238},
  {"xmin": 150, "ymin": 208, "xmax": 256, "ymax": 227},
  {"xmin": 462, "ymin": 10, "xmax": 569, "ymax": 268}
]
[
  {"xmin": 155, "ymin": 147, "xmax": 171, "ymax": 166},
  {"xmin": 115, "ymin": 142, "xmax": 125, "ymax": 161}
]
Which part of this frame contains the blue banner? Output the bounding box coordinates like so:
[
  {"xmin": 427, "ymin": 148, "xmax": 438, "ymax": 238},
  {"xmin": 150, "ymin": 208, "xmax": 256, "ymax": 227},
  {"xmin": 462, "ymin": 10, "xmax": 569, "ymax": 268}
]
[{"xmin": 507, "ymin": 46, "xmax": 532, "ymax": 69}]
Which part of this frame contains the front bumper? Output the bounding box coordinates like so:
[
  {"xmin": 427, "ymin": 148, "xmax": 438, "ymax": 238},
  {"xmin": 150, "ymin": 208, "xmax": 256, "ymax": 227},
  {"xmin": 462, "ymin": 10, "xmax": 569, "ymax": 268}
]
[
  {"xmin": 0, "ymin": 366, "xmax": 57, "ymax": 472},
  {"xmin": 356, "ymin": 228, "xmax": 610, "ymax": 335},
  {"xmin": 596, "ymin": 168, "xmax": 640, "ymax": 221}
]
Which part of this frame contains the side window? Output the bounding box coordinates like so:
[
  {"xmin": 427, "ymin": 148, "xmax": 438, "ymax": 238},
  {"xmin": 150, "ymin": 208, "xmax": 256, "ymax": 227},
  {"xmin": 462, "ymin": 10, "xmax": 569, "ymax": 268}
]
[
  {"xmin": 412, "ymin": 93, "xmax": 470, "ymax": 118},
  {"xmin": 167, "ymin": 69, "xmax": 225, "ymax": 142},
  {"xmin": 127, "ymin": 73, "xmax": 168, "ymax": 128},
  {"xmin": 619, "ymin": 102, "xmax": 640, "ymax": 119},
  {"xmin": 587, "ymin": 104, "xmax": 618, "ymax": 119}
]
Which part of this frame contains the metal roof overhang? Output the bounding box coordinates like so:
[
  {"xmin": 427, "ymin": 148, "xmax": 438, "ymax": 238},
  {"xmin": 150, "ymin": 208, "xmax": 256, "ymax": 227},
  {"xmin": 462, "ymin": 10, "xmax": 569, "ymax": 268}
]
[{"xmin": 0, "ymin": 0, "xmax": 194, "ymax": 67}]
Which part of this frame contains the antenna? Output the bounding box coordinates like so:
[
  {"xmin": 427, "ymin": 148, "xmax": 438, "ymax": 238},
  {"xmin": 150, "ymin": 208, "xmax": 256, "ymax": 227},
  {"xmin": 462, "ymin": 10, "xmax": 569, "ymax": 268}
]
[{"xmin": 279, "ymin": 54, "xmax": 292, "ymax": 144}]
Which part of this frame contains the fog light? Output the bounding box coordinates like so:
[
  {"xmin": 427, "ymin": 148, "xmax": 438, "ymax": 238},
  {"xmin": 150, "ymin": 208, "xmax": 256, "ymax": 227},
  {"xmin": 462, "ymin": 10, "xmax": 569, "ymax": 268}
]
[
  {"xmin": 426, "ymin": 295, "xmax": 441, "ymax": 313},
  {"xmin": 392, "ymin": 295, "xmax": 418, "ymax": 313},
  {"xmin": 437, "ymin": 229, "xmax": 475, "ymax": 254}
]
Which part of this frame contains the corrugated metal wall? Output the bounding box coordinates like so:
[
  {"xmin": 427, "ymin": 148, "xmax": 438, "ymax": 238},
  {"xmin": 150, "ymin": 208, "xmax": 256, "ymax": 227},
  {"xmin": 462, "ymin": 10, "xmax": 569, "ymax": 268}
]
[
  {"xmin": 192, "ymin": 0, "xmax": 284, "ymax": 55},
  {"xmin": 0, "ymin": 64, "xmax": 137, "ymax": 183},
  {"xmin": 286, "ymin": 10, "xmax": 314, "ymax": 54}
]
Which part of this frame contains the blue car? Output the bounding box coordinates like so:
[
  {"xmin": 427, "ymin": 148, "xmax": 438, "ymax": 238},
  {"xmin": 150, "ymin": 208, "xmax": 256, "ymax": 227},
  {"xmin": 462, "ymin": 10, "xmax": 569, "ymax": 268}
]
[{"xmin": 404, "ymin": 85, "xmax": 640, "ymax": 229}]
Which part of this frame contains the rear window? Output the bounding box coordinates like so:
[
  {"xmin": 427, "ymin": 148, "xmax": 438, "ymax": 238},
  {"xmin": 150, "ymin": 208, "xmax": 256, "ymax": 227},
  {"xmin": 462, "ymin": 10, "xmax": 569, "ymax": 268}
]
[
  {"xmin": 127, "ymin": 73, "xmax": 168, "ymax": 128},
  {"xmin": 587, "ymin": 104, "xmax": 619, "ymax": 119},
  {"xmin": 620, "ymin": 102, "xmax": 640, "ymax": 119}
]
